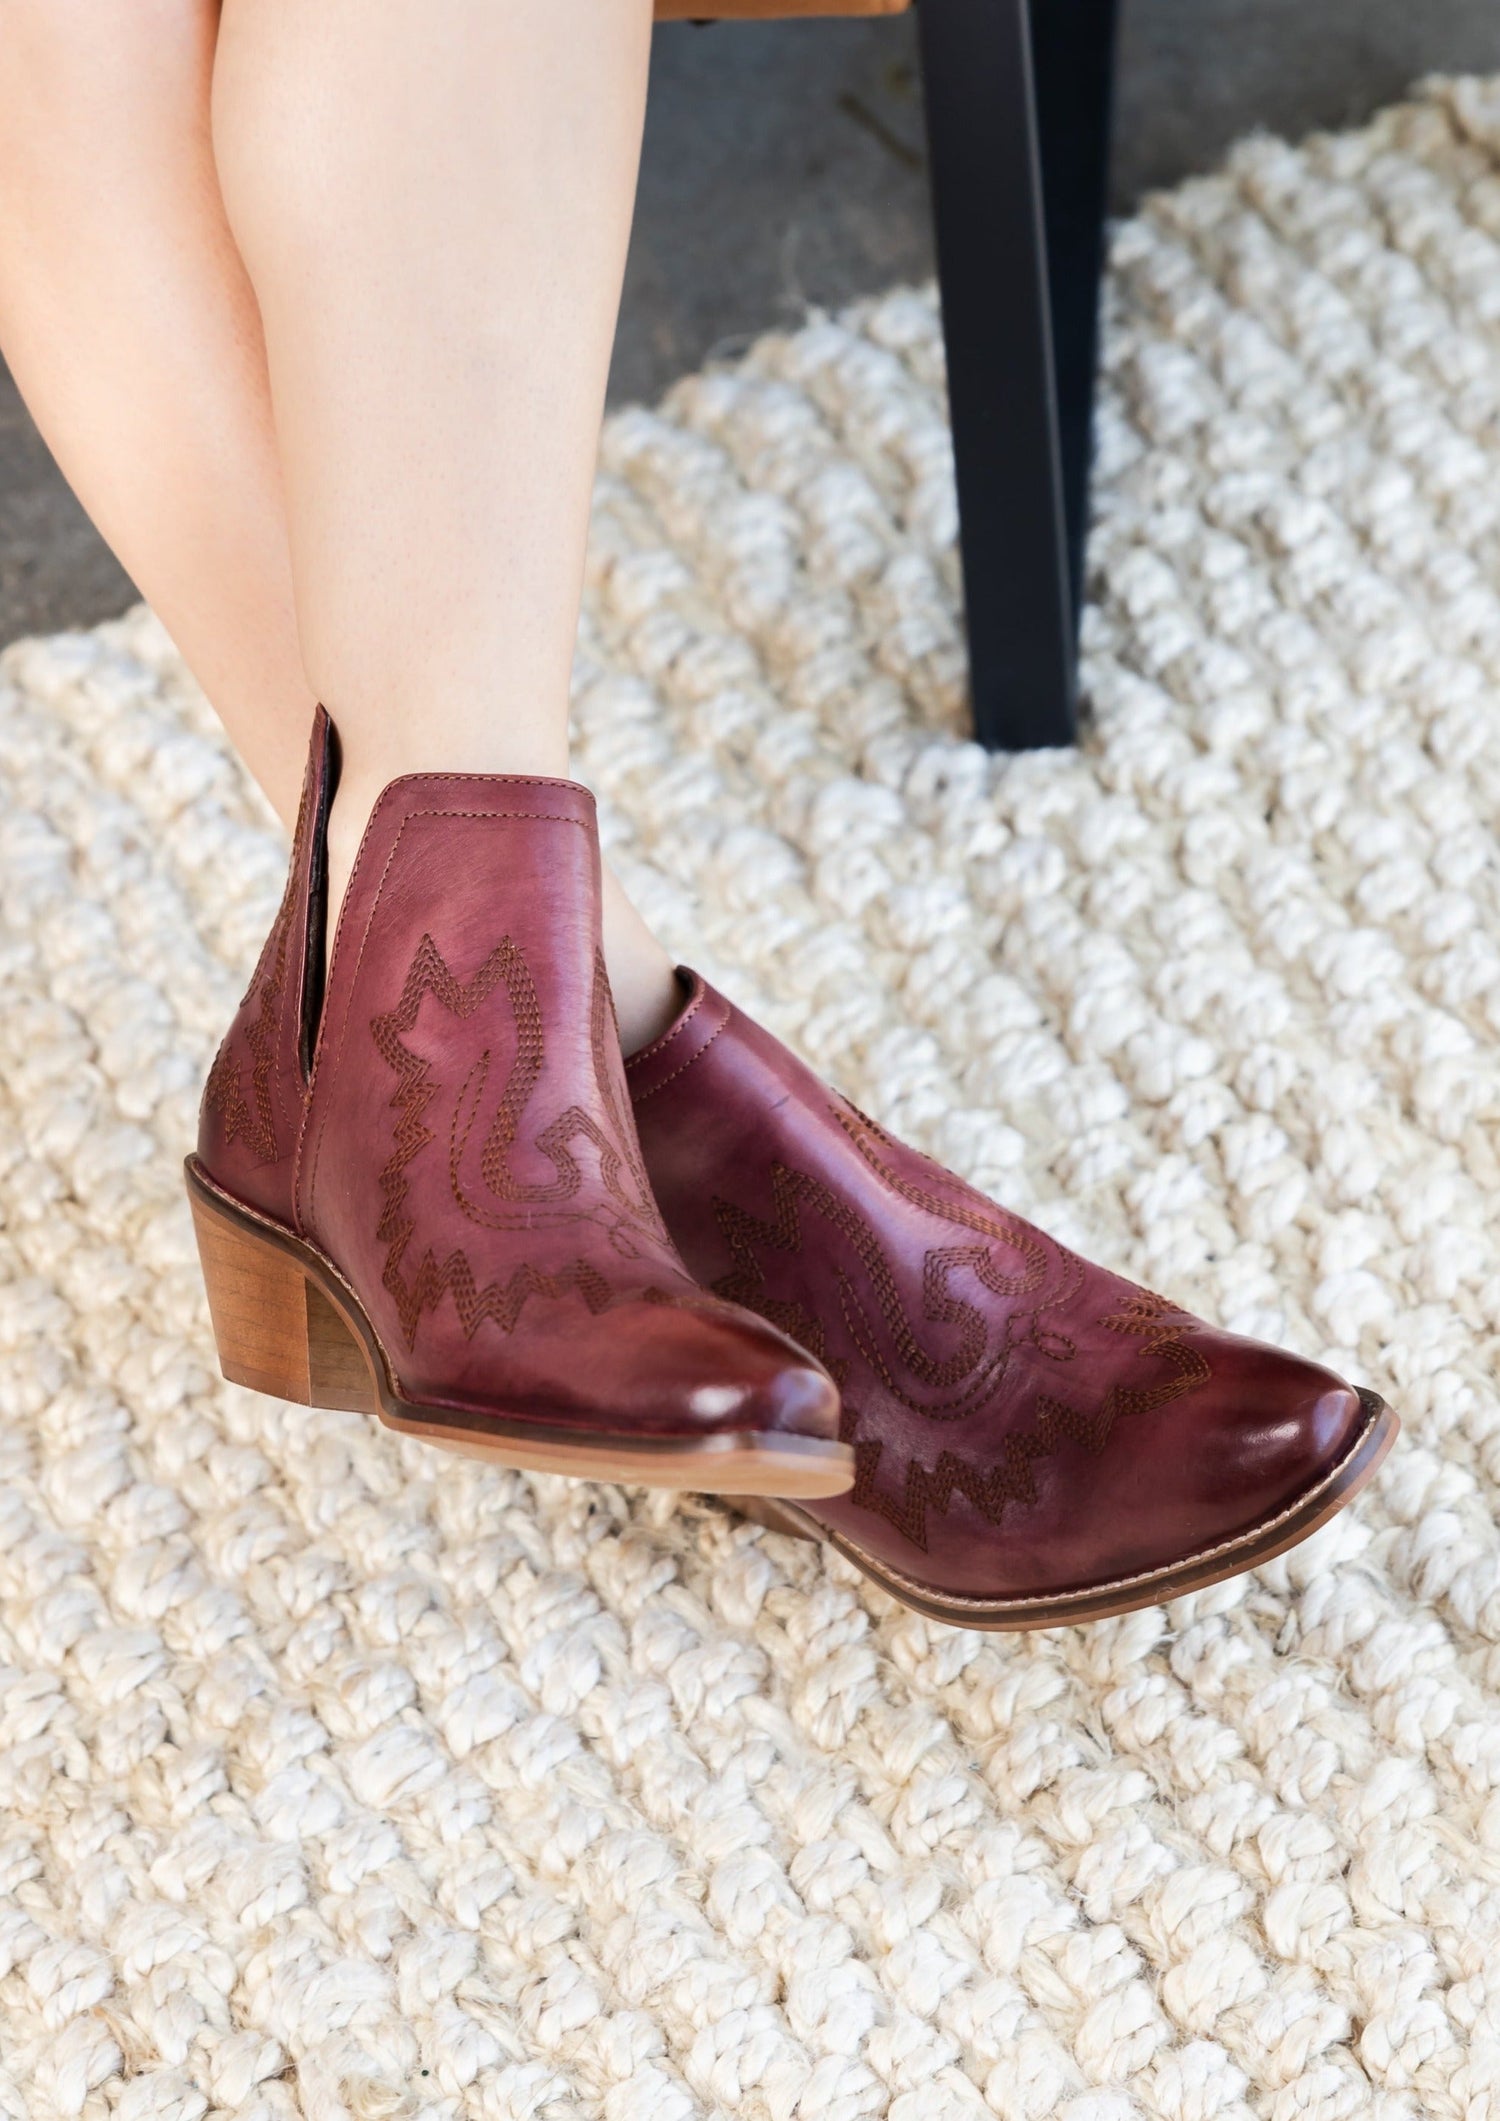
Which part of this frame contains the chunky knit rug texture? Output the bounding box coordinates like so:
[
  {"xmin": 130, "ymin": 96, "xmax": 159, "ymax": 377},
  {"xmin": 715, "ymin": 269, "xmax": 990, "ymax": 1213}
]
[{"xmin": 3, "ymin": 73, "xmax": 1500, "ymax": 2121}]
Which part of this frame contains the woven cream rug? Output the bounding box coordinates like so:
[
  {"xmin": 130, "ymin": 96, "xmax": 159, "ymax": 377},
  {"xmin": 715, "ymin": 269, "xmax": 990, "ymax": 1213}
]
[{"xmin": 3, "ymin": 73, "xmax": 1500, "ymax": 2121}]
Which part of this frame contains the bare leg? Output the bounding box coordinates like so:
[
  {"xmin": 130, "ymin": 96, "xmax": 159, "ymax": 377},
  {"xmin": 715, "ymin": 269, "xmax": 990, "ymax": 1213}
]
[
  {"xmin": 0, "ymin": 0, "xmax": 679, "ymax": 1051},
  {"xmin": 0, "ymin": 0, "xmax": 311, "ymax": 821},
  {"xmin": 208, "ymin": 0, "xmax": 664, "ymax": 950}
]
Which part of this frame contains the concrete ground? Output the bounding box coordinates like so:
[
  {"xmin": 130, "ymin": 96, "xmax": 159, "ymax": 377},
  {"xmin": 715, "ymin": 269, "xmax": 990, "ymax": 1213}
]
[{"xmin": 3, "ymin": 0, "xmax": 1499, "ymax": 644}]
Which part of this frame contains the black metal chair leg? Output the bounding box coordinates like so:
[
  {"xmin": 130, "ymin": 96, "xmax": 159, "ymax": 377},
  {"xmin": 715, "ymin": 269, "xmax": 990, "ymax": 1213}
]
[
  {"xmin": 915, "ymin": 0, "xmax": 1119, "ymax": 750},
  {"xmin": 1030, "ymin": 0, "xmax": 1121, "ymax": 633}
]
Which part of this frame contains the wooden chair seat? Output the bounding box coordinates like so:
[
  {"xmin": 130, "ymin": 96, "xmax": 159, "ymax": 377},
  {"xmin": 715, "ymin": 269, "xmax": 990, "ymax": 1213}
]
[{"xmin": 656, "ymin": 2, "xmax": 908, "ymax": 17}]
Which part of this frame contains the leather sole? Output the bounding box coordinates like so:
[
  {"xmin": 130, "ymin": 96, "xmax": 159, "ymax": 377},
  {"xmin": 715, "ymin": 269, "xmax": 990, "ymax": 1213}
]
[
  {"xmin": 723, "ymin": 1388, "xmax": 1399, "ymax": 1627},
  {"xmin": 185, "ymin": 1157, "xmax": 855, "ymax": 1499}
]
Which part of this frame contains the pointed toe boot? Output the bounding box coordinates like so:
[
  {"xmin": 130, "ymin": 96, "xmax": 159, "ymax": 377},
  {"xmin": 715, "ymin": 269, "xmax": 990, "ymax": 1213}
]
[
  {"xmin": 627, "ymin": 972, "xmax": 1399, "ymax": 1626},
  {"xmin": 187, "ymin": 714, "xmax": 850, "ymax": 1498}
]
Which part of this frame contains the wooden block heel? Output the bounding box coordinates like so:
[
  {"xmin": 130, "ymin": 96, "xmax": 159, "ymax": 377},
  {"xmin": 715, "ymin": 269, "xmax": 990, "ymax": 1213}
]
[{"xmin": 189, "ymin": 1177, "xmax": 376, "ymax": 1414}]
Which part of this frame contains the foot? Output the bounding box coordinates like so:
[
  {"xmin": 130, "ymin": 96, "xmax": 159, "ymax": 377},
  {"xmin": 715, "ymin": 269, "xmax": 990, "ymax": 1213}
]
[
  {"xmin": 627, "ymin": 971, "xmax": 1398, "ymax": 1625},
  {"xmin": 190, "ymin": 712, "xmax": 851, "ymax": 1499}
]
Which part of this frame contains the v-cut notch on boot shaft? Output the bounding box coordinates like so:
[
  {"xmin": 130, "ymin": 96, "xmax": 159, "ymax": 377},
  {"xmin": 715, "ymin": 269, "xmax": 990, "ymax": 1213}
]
[
  {"xmin": 191, "ymin": 705, "xmax": 851, "ymax": 1498},
  {"xmin": 299, "ymin": 707, "xmax": 338, "ymax": 1082},
  {"xmin": 200, "ymin": 702, "xmax": 339, "ymax": 1169}
]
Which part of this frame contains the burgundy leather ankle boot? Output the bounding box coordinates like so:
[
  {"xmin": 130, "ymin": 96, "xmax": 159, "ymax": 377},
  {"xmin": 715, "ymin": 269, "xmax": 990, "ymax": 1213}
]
[
  {"xmin": 186, "ymin": 712, "xmax": 850, "ymax": 1498},
  {"xmin": 627, "ymin": 971, "xmax": 1398, "ymax": 1627}
]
